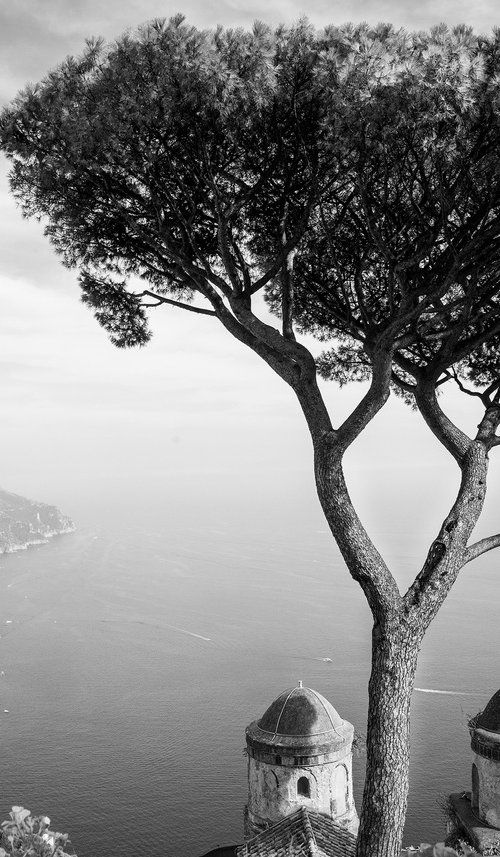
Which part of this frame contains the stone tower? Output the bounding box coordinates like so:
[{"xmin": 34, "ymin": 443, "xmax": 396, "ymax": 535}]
[
  {"xmin": 244, "ymin": 683, "xmax": 358, "ymax": 838},
  {"xmin": 470, "ymin": 689, "xmax": 500, "ymax": 829},
  {"xmin": 449, "ymin": 688, "xmax": 500, "ymax": 853}
]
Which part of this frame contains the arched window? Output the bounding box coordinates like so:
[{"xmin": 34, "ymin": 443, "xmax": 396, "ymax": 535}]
[
  {"xmin": 297, "ymin": 777, "xmax": 310, "ymax": 798},
  {"xmin": 334, "ymin": 764, "xmax": 348, "ymax": 814}
]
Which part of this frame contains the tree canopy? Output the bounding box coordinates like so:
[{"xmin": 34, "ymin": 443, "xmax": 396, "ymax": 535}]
[
  {"xmin": 2, "ymin": 17, "xmax": 500, "ymax": 410},
  {"xmin": 3, "ymin": 17, "xmax": 500, "ymax": 857}
]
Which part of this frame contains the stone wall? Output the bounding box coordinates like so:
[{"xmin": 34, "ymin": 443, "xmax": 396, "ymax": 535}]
[{"xmin": 245, "ymin": 753, "xmax": 357, "ymax": 836}]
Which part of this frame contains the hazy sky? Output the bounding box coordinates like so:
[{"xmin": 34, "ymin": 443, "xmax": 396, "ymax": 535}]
[{"xmin": 1, "ymin": 0, "xmax": 499, "ymax": 566}]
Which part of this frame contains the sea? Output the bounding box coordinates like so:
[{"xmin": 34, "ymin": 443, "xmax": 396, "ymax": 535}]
[{"xmin": 1, "ymin": 490, "xmax": 499, "ymax": 857}]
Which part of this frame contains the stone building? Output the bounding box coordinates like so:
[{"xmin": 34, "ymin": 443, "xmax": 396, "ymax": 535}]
[
  {"xmin": 449, "ymin": 688, "xmax": 500, "ymax": 854},
  {"xmin": 200, "ymin": 682, "xmax": 358, "ymax": 857},
  {"xmin": 243, "ymin": 682, "xmax": 359, "ymax": 839}
]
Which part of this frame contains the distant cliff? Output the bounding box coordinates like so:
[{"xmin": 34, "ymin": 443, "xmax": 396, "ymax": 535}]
[{"xmin": 0, "ymin": 488, "xmax": 74, "ymax": 553}]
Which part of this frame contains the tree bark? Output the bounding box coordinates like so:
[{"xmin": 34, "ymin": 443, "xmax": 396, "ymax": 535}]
[{"xmin": 356, "ymin": 622, "xmax": 421, "ymax": 857}]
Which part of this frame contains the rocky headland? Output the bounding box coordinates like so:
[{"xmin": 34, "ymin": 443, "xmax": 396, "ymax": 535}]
[{"xmin": 0, "ymin": 488, "xmax": 74, "ymax": 553}]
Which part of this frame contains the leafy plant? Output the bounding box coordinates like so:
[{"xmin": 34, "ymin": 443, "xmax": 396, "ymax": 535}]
[
  {"xmin": 405, "ymin": 845, "xmax": 477, "ymax": 857},
  {"xmin": 0, "ymin": 807, "xmax": 75, "ymax": 857}
]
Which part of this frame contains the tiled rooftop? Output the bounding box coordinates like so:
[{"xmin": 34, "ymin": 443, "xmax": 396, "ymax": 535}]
[{"xmin": 235, "ymin": 807, "xmax": 357, "ymax": 857}]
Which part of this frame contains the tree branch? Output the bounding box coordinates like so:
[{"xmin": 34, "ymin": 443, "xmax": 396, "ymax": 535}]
[
  {"xmin": 135, "ymin": 290, "xmax": 217, "ymax": 316},
  {"xmin": 463, "ymin": 534, "xmax": 500, "ymax": 566},
  {"xmin": 403, "ymin": 439, "xmax": 489, "ymax": 625},
  {"xmin": 314, "ymin": 437, "xmax": 402, "ymax": 618},
  {"xmin": 281, "ymin": 247, "xmax": 297, "ymax": 340},
  {"xmin": 442, "ymin": 316, "xmax": 500, "ymax": 371},
  {"xmin": 391, "ymin": 370, "xmax": 416, "ymax": 394},
  {"xmin": 228, "ymin": 294, "xmax": 317, "ymax": 377},
  {"xmin": 280, "ymin": 205, "xmax": 297, "ymax": 341},
  {"xmin": 226, "ymin": 292, "xmax": 335, "ymax": 437},
  {"xmin": 476, "ymin": 403, "xmax": 500, "ymax": 448},
  {"xmin": 335, "ymin": 344, "xmax": 393, "ymax": 451},
  {"xmin": 414, "ymin": 383, "xmax": 471, "ymax": 464},
  {"xmin": 198, "ymin": 280, "xmax": 311, "ymax": 392}
]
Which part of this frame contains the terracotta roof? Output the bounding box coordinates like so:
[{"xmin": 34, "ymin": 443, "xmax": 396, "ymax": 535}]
[
  {"xmin": 475, "ymin": 690, "xmax": 500, "ymax": 733},
  {"xmin": 235, "ymin": 807, "xmax": 357, "ymax": 857},
  {"xmin": 258, "ymin": 687, "xmax": 345, "ymax": 738}
]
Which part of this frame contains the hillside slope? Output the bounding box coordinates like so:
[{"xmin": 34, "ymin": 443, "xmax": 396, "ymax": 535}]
[{"xmin": 0, "ymin": 488, "xmax": 74, "ymax": 553}]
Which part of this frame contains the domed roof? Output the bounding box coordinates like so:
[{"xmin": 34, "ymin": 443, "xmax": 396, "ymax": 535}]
[
  {"xmin": 258, "ymin": 684, "xmax": 344, "ymax": 737},
  {"xmin": 245, "ymin": 683, "xmax": 354, "ymax": 756},
  {"xmin": 476, "ymin": 690, "xmax": 500, "ymax": 733}
]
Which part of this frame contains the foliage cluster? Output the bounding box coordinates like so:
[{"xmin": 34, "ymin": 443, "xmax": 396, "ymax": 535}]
[
  {"xmin": 2, "ymin": 17, "xmax": 500, "ymax": 410},
  {"xmin": 409, "ymin": 845, "xmax": 476, "ymax": 857},
  {"xmin": 0, "ymin": 807, "xmax": 75, "ymax": 857}
]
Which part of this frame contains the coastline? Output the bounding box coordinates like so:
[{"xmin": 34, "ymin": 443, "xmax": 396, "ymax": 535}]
[{"xmin": 0, "ymin": 524, "xmax": 76, "ymax": 554}]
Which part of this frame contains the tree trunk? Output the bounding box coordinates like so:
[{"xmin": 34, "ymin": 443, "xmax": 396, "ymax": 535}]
[
  {"xmin": 312, "ymin": 438, "xmax": 417, "ymax": 857},
  {"xmin": 356, "ymin": 621, "xmax": 421, "ymax": 857}
]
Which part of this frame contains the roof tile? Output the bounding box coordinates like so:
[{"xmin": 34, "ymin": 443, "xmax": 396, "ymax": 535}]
[{"xmin": 235, "ymin": 808, "xmax": 356, "ymax": 857}]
